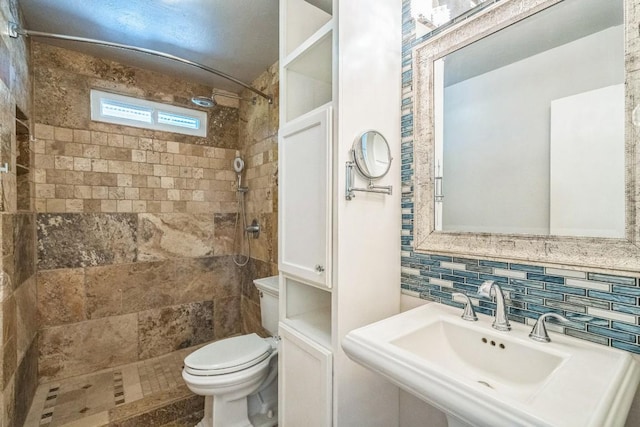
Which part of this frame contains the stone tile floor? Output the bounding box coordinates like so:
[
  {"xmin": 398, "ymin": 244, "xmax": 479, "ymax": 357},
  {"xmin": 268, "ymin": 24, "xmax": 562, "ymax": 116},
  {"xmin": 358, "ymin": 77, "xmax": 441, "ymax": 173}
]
[{"xmin": 24, "ymin": 347, "xmax": 203, "ymax": 427}]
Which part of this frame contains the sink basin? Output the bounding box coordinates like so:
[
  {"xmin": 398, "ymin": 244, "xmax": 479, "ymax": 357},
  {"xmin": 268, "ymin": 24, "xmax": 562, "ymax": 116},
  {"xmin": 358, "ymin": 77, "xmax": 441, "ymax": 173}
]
[
  {"xmin": 392, "ymin": 319, "xmax": 566, "ymax": 403},
  {"xmin": 343, "ymin": 303, "xmax": 640, "ymax": 427}
]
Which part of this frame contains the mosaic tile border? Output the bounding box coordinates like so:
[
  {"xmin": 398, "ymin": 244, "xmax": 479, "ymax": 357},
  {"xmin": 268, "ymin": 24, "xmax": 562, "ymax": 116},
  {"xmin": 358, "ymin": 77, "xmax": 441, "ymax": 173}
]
[
  {"xmin": 114, "ymin": 371, "xmax": 125, "ymax": 406},
  {"xmin": 399, "ymin": 0, "xmax": 640, "ymax": 354},
  {"xmin": 40, "ymin": 386, "xmax": 60, "ymax": 426},
  {"xmin": 26, "ymin": 348, "xmax": 194, "ymax": 426}
]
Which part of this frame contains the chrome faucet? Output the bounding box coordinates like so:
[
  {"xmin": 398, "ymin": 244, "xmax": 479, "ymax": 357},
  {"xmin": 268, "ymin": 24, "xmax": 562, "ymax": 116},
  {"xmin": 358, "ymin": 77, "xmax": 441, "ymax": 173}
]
[
  {"xmin": 529, "ymin": 312, "xmax": 569, "ymax": 342},
  {"xmin": 478, "ymin": 280, "xmax": 511, "ymax": 331},
  {"xmin": 452, "ymin": 293, "xmax": 478, "ymax": 321}
]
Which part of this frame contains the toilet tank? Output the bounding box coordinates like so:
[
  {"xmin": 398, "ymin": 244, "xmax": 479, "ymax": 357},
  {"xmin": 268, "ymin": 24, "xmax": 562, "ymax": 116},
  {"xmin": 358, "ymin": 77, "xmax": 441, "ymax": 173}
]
[{"xmin": 253, "ymin": 275, "xmax": 280, "ymax": 335}]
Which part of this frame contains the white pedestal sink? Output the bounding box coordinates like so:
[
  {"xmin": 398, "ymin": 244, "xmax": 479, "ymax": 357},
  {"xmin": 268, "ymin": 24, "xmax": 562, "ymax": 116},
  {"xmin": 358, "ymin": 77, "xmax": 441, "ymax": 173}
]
[{"xmin": 342, "ymin": 303, "xmax": 640, "ymax": 427}]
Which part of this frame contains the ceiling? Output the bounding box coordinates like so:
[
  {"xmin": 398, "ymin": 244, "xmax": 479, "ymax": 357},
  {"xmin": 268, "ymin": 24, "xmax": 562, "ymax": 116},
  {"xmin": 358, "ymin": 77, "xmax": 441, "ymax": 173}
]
[{"xmin": 18, "ymin": 0, "xmax": 282, "ymax": 94}]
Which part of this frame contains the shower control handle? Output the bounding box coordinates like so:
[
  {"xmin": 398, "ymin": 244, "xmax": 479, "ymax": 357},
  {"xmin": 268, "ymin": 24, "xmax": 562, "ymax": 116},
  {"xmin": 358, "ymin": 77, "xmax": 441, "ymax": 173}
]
[
  {"xmin": 245, "ymin": 219, "xmax": 260, "ymax": 238},
  {"xmin": 315, "ymin": 264, "xmax": 325, "ymax": 273}
]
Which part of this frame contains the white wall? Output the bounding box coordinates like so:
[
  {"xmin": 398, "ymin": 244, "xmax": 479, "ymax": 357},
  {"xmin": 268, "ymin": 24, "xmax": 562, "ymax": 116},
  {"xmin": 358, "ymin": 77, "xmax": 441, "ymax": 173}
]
[
  {"xmin": 441, "ymin": 25, "xmax": 623, "ymax": 234},
  {"xmin": 334, "ymin": 0, "xmax": 402, "ymax": 425}
]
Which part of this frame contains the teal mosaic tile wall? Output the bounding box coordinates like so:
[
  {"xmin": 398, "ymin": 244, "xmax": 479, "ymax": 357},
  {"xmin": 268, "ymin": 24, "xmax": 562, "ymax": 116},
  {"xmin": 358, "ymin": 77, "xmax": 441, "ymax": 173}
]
[{"xmin": 400, "ymin": 0, "xmax": 640, "ymax": 353}]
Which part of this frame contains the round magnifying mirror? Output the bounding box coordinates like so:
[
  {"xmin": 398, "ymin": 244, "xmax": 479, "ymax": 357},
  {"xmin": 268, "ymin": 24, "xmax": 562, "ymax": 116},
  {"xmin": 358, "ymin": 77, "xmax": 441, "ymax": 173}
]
[{"xmin": 352, "ymin": 131, "xmax": 392, "ymax": 179}]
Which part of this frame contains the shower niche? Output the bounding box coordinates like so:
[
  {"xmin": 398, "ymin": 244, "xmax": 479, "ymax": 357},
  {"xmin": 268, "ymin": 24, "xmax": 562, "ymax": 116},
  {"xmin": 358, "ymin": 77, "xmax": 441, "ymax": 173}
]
[{"xmin": 16, "ymin": 107, "xmax": 32, "ymax": 211}]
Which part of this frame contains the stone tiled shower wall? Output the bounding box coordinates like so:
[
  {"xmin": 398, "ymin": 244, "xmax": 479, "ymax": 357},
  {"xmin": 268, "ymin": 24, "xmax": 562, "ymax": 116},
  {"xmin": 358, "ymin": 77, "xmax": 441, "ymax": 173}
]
[
  {"xmin": 237, "ymin": 63, "xmax": 280, "ymax": 337},
  {"xmin": 400, "ymin": 0, "xmax": 640, "ymax": 353},
  {"xmin": 1, "ymin": 1, "xmax": 39, "ymax": 426},
  {"xmin": 32, "ymin": 43, "xmax": 247, "ymax": 382}
]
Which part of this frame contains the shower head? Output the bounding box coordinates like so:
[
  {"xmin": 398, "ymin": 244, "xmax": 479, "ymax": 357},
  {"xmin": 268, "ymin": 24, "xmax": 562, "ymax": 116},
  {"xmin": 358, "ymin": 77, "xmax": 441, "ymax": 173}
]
[
  {"xmin": 233, "ymin": 152, "xmax": 245, "ymax": 173},
  {"xmin": 192, "ymin": 91, "xmax": 257, "ymax": 108},
  {"xmin": 191, "ymin": 96, "xmax": 216, "ymax": 108}
]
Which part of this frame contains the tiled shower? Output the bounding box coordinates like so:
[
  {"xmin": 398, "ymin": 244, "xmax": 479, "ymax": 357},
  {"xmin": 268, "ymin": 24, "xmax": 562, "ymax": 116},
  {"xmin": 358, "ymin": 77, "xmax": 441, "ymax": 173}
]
[{"xmin": 1, "ymin": 3, "xmax": 279, "ymax": 423}]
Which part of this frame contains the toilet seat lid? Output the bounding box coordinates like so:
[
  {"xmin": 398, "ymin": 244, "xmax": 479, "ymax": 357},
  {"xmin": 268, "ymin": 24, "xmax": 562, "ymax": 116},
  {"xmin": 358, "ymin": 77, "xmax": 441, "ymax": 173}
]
[{"xmin": 184, "ymin": 334, "xmax": 271, "ymax": 374}]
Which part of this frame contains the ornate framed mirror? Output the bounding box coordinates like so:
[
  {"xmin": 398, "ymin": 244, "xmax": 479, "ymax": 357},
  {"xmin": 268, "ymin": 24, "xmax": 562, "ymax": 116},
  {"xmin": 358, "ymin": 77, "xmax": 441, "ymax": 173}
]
[{"xmin": 412, "ymin": 0, "xmax": 640, "ymax": 274}]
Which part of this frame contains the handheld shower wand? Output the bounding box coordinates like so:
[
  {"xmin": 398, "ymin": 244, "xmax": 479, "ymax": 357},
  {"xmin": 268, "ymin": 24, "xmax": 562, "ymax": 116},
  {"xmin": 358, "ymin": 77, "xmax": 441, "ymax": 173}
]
[{"xmin": 234, "ymin": 151, "xmax": 248, "ymax": 193}]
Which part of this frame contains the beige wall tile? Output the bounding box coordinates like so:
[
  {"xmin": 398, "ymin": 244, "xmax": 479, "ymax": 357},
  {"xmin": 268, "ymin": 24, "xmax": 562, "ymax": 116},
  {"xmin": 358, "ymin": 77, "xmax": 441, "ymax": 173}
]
[
  {"xmin": 124, "ymin": 188, "xmax": 139, "ymax": 200},
  {"xmin": 73, "ymin": 157, "xmax": 91, "ymax": 171},
  {"xmin": 74, "ymin": 185, "xmax": 91, "ymax": 199},
  {"xmin": 35, "ymin": 124, "xmax": 54, "ymax": 139},
  {"xmin": 117, "ymin": 174, "xmax": 133, "ymax": 187},
  {"xmin": 107, "ymin": 134, "xmax": 124, "ymax": 147},
  {"xmin": 132, "ymin": 201, "xmax": 147, "ymax": 212},
  {"xmin": 73, "ymin": 129, "xmax": 91, "ymax": 144},
  {"xmin": 132, "ymin": 150, "xmax": 146, "ymax": 162},
  {"xmin": 38, "ymin": 314, "xmax": 138, "ymax": 381},
  {"xmin": 101, "ymin": 200, "xmax": 117, "ymax": 212},
  {"xmin": 66, "ymin": 200, "xmax": 84, "ymax": 212},
  {"xmin": 37, "ymin": 269, "xmax": 86, "ymax": 327},
  {"xmin": 160, "ymin": 177, "xmax": 174, "ymax": 189},
  {"xmin": 36, "ymin": 184, "xmax": 55, "ymax": 199},
  {"xmin": 166, "ymin": 141, "xmax": 180, "ymax": 153},
  {"xmin": 123, "ymin": 135, "xmax": 139, "ymax": 149},
  {"xmin": 46, "ymin": 199, "xmax": 66, "ymax": 212},
  {"xmin": 92, "ymin": 186, "xmax": 108, "ymax": 199},
  {"xmin": 91, "ymin": 159, "xmax": 108, "ymax": 172},
  {"xmin": 26, "ymin": 42, "xmax": 269, "ymax": 388},
  {"xmin": 160, "ymin": 201, "xmax": 174, "ymax": 212},
  {"xmin": 65, "ymin": 171, "xmax": 84, "ymax": 185},
  {"xmin": 54, "ymin": 127, "xmax": 73, "ymax": 142},
  {"xmin": 117, "ymin": 200, "xmax": 132, "ymax": 212},
  {"xmin": 54, "ymin": 155, "xmax": 74, "ymax": 170}
]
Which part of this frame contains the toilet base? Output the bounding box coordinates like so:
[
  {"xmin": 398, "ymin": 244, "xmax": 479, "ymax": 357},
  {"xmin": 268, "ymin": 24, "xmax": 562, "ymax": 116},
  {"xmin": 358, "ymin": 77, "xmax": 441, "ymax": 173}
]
[
  {"xmin": 195, "ymin": 396, "xmax": 251, "ymax": 427},
  {"xmin": 195, "ymin": 379, "xmax": 277, "ymax": 427}
]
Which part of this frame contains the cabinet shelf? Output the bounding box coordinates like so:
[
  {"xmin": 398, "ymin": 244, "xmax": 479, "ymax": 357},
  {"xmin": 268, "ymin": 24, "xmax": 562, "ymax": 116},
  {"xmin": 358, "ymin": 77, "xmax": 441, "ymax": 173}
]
[
  {"xmin": 285, "ymin": 307, "xmax": 331, "ymax": 349},
  {"xmin": 283, "ymin": 0, "xmax": 332, "ymax": 56},
  {"xmin": 283, "ymin": 21, "xmax": 332, "ymax": 70},
  {"xmin": 283, "ymin": 275, "xmax": 332, "ymax": 348},
  {"xmin": 284, "ymin": 31, "xmax": 332, "ymax": 122}
]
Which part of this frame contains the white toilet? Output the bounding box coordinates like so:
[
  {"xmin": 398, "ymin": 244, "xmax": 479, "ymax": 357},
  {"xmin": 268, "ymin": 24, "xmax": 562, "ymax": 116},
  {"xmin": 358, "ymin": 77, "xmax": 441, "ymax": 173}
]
[{"xmin": 182, "ymin": 276, "xmax": 279, "ymax": 427}]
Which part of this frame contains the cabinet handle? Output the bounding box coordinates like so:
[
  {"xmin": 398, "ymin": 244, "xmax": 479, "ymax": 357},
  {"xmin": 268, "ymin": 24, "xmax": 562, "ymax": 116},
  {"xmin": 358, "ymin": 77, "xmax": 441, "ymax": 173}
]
[{"xmin": 315, "ymin": 264, "xmax": 325, "ymax": 273}]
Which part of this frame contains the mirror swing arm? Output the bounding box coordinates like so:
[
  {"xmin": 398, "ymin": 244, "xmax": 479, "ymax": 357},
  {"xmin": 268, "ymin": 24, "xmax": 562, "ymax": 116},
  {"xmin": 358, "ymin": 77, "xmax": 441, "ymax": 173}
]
[
  {"xmin": 345, "ymin": 158, "xmax": 393, "ymax": 200},
  {"xmin": 345, "ymin": 130, "xmax": 393, "ymax": 200}
]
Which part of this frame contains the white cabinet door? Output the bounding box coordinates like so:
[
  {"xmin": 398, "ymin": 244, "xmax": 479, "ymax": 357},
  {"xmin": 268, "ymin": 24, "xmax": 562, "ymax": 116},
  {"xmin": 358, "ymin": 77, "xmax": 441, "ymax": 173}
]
[
  {"xmin": 279, "ymin": 322, "xmax": 332, "ymax": 427},
  {"xmin": 279, "ymin": 106, "xmax": 332, "ymax": 288}
]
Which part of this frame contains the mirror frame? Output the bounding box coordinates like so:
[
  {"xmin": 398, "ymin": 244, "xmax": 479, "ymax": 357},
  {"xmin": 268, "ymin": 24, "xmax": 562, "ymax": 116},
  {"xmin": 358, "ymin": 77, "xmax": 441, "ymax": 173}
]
[
  {"xmin": 413, "ymin": 0, "xmax": 640, "ymax": 274},
  {"xmin": 352, "ymin": 130, "xmax": 392, "ymax": 179}
]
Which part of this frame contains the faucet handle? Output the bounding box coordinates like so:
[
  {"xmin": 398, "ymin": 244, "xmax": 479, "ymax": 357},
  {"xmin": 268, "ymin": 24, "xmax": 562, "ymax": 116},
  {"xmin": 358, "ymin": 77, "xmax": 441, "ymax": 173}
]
[
  {"xmin": 452, "ymin": 293, "xmax": 478, "ymax": 322},
  {"xmin": 477, "ymin": 280, "xmax": 493, "ymax": 298},
  {"xmin": 529, "ymin": 313, "xmax": 569, "ymax": 343}
]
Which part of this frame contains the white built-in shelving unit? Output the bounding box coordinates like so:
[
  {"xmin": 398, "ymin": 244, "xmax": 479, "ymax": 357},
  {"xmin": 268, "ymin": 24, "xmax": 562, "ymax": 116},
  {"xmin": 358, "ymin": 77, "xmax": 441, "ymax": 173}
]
[{"xmin": 278, "ymin": 0, "xmax": 402, "ymax": 425}]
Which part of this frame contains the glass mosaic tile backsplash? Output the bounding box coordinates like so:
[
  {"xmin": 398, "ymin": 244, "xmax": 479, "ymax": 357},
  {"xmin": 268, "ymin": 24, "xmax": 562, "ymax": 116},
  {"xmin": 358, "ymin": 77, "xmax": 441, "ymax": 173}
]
[
  {"xmin": 400, "ymin": 254, "xmax": 640, "ymax": 353},
  {"xmin": 400, "ymin": 0, "xmax": 640, "ymax": 354}
]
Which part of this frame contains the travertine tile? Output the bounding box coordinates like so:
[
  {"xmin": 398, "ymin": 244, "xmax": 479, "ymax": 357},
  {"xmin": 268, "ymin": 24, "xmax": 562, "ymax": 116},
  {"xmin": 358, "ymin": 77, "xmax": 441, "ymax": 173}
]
[
  {"xmin": 2, "ymin": 373, "xmax": 16, "ymax": 427},
  {"xmin": 37, "ymin": 269, "xmax": 86, "ymax": 326},
  {"xmin": 37, "ymin": 213, "xmax": 137, "ymax": 269},
  {"xmin": 214, "ymin": 296, "xmax": 241, "ymax": 339},
  {"xmin": 39, "ymin": 314, "xmax": 138, "ymax": 381},
  {"xmin": 13, "ymin": 213, "xmax": 36, "ymax": 287},
  {"xmin": 138, "ymin": 213, "xmax": 215, "ymax": 261},
  {"xmin": 137, "ymin": 302, "xmax": 214, "ymax": 359},
  {"xmin": 213, "ymin": 213, "xmax": 236, "ymax": 256},
  {"xmin": 15, "ymin": 276, "xmax": 37, "ymax": 359},
  {"xmin": 14, "ymin": 340, "xmax": 38, "ymax": 427},
  {"xmin": 85, "ymin": 260, "xmax": 177, "ymax": 319}
]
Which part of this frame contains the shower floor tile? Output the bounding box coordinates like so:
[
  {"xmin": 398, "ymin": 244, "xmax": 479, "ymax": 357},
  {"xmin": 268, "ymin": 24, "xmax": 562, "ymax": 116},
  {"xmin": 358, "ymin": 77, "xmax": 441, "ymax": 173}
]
[{"xmin": 24, "ymin": 347, "xmax": 201, "ymax": 427}]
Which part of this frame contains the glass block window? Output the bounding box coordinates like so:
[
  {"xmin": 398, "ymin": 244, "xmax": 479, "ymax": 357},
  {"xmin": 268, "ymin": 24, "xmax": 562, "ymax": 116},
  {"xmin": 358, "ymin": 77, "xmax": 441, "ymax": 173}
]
[{"xmin": 90, "ymin": 89, "xmax": 207, "ymax": 137}]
